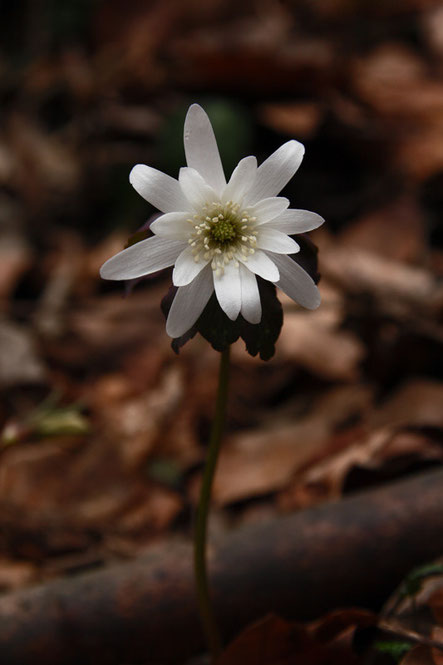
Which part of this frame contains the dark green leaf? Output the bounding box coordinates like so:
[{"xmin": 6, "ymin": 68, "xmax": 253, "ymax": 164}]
[
  {"xmin": 374, "ymin": 640, "xmax": 412, "ymax": 662},
  {"xmin": 196, "ymin": 293, "xmax": 243, "ymax": 352},
  {"xmin": 239, "ymin": 280, "xmax": 283, "ymax": 361}
]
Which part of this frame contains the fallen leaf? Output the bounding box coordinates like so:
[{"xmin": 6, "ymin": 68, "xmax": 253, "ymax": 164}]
[
  {"xmin": 275, "ymin": 283, "xmax": 365, "ymax": 381},
  {"xmin": 319, "ymin": 236, "xmax": 441, "ymax": 315},
  {"xmin": 260, "ymin": 102, "xmax": 324, "ymax": 139},
  {"xmin": 423, "ymin": 5, "xmax": 443, "ymax": 57},
  {"xmin": 402, "ymin": 646, "xmax": 437, "ymax": 664},
  {"xmin": 216, "ymin": 614, "xmax": 301, "ymax": 665},
  {"xmin": 339, "ymin": 196, "xmax": 426, "ymax": 263},
  {"xmin": 96, "ymin": 364, "xmax": 184, "ymax": 471},
  {"xmin": 0, "ymin": 559, "xmax": 37, "ymax": 591},
  {"xmin": 8, "ymin": 113, "xmax": 79, "ymax": 207},
  {"xmin": 0, "ymin": 319, "xmax": 46, "ymax": 387},
  {"xmin": 0, "ymin": 198, "xmax": 32, "ymax": 302},
  {"xmin": 217, "ymin": 609, "xmax": 375, "ymax": 665},
  {"xmin": 380, "ymin": 559, "xmax": 443, "ymax": 663},
  {"xmin": 206, "ymin": 385, "xmax": 372, "ymax": 505},
  {"xmin": 370, "ymin": 380, "xmax": 443, "ymax": 430}
]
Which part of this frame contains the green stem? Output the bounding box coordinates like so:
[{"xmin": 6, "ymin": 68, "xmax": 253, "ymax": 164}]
[{"xmin": 194, "ymin": 345, "xmax": 231, "ymax": 661}]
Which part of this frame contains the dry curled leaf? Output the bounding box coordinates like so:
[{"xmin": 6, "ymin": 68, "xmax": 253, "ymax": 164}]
[
  {"xmin": 217, "ymin": 609, "xmax": 375, "ymax": 665},
  {"xmin": 206, "ymin": 385, "xmax": 372, "ymax": 505}
]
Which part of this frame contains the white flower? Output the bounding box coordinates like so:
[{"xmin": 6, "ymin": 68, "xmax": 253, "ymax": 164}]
[{"xmin": 100, "ymin": 104, "xmax": 324, "ymax": 338}]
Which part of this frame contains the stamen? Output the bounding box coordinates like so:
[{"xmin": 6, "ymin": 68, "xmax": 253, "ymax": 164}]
[{"xmin": 186, "ymin": 198, "xmax": 259, "ymax": 274}]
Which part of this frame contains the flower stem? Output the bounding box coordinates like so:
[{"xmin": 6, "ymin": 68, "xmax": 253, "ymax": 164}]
[{"xmin": 194, "ymin": 345, "xmax": 231, "ymax": 661}]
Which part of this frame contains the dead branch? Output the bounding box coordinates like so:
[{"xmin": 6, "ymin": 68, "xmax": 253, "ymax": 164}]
[{"xmin": 1, "ymin": 469, "xmax": 443, "ymax": 664}]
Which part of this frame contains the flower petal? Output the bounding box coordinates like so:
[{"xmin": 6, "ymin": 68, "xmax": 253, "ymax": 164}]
[
  {"xmin": 256, "ymin": 227, "xmax": 300, "ymax": 254},
  {"xmin": 270, "ymin": 253, "xmax": 321, "ymax": 309},
  {"xmin": 252, "ymin": 197, "xmax": 290, "ymax": 224},
  {"xmin": 172, "ymin": 246, "xmax": 210, "ymax": 286},
  {"xmin": 214, "ymin": 261, "xmax": 241, "ymax": 320},
  {"xmin": 184, "ymin": 104, "xmax": 226, "ymax": 195},
  {"xmin": 266, "ymin": 209, "xmax": 325, "ymax": 234},
  {"xmin": 129, "ymin": 165, "xmax": 189, "ymax": 213},
  {"xmin": 240, "ymin": 264, "xmax": 261, "ymax": 324},
  {"xmin": 100, "ymin": 236, "xmax": 186, "ymax": 281},
  {"xmin": 244, "ymin": 140, "xmax": 305, "ymax": 205},
  {"xmin": 150, "ymin": 212, "xmax": 192, "ymax": 239},
  {"xmin": 179, "ymin": 167, "xmax": 218, "ymax": 210},
  {"xmin": 166, "ymin": 264, "xmax": 214, "ymax": 338},
  {"xmin": 238, "ymin": 249, "xmax": 279, "ymax": 282},
  {"xmin": 222, "ymin": 156, "xmax": 257, "ymax": 203}
]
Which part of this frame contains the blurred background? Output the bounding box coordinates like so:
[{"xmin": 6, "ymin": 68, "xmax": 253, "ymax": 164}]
[{"xmin": 1, "ymin": 0, "xmax": 443, "ymax": 601}]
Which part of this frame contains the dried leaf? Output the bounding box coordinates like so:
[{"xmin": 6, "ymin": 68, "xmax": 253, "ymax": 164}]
[
  {"xmin": 217, "ymin": 609, "xmax": 375, "ymax": 665},
  {"xmin": 207, "ymin": 385, "xmax": 372, "ymax": 505},
  {"xmin": 339, "ymin": 196, "xmax": 426, "ymax": 263},
  {"xmin": 260, "ymin": 102, "xmax": 324, "ymax": 139},
  {"xmin": 0, "ymin": 320, "xmax": 46, "ymax": 388},
  {"xmin": 216, "ymin": 614, "xmax": 301, "ymax": 665},
  {"xmin": 402, "ymin": 646, "xmax": 437, "ymax": 664},
  {"xmin": 276, "ymin": 284, "xmax": 365, "ymax": 381}
]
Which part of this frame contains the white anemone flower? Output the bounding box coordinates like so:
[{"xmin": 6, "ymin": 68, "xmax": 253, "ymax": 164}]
[{"xmin": 100, "ymin": 104, "xmax": 324, "ymax": 338}]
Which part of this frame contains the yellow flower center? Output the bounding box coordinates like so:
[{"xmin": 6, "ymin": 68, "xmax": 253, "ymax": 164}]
[
  {"xmin": 210, "ymin": 217, "xmax": 237, "ymax": 245},
  {"xmin": 187, "ymin": 200, "xmax": 258, "ymax": 275}
]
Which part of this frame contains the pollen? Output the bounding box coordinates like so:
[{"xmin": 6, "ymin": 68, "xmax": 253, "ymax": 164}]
[
  {"xmin": 188, "ymin": 200, "xmax": 257, "ymax": 273},
  {"xmin": 210, "ymin": 218, "xmax": 237, "ymax": 244}
]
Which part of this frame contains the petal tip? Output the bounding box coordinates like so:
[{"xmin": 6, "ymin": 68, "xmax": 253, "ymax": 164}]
[
  {"xmin": 99, "ymin": 260, "xmax": 115, "ymax": 281},
  {"xmin": 129, "ymin": 163, "xmax": 144, "ymax": 184},
  {"xmin": 226, "ymin": 310, "xmax": 241, "ymax": 321},
  {"xmin": 188, "ymin": 103, "xmax": 204, "ymax": 114},
  {"xmin": 171, "ymin": 267, "xmax": 185, "ymax": 287},
  {"xmin": 245, "ymin": 310, "xmax": 262, "ymax": 325},
  {"xmin": 288, "ymin": 139, "xmax": 305, "ymax": 154},
  {"xmin": 165, "ymin": 319, "xmax": 178, "ymax": 338},
  {"xmin": 184, "ymin": 103, "xmax": 208, "ymax": 129},
  {"xmin": 305, "ymin": 289, "xmax": 321, "ymax": 310}
]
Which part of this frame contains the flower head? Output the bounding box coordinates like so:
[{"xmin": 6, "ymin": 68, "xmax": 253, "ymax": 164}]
[{"xmin": 100, "ymin": 104, "xmax": 324, "ymax": 338}]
